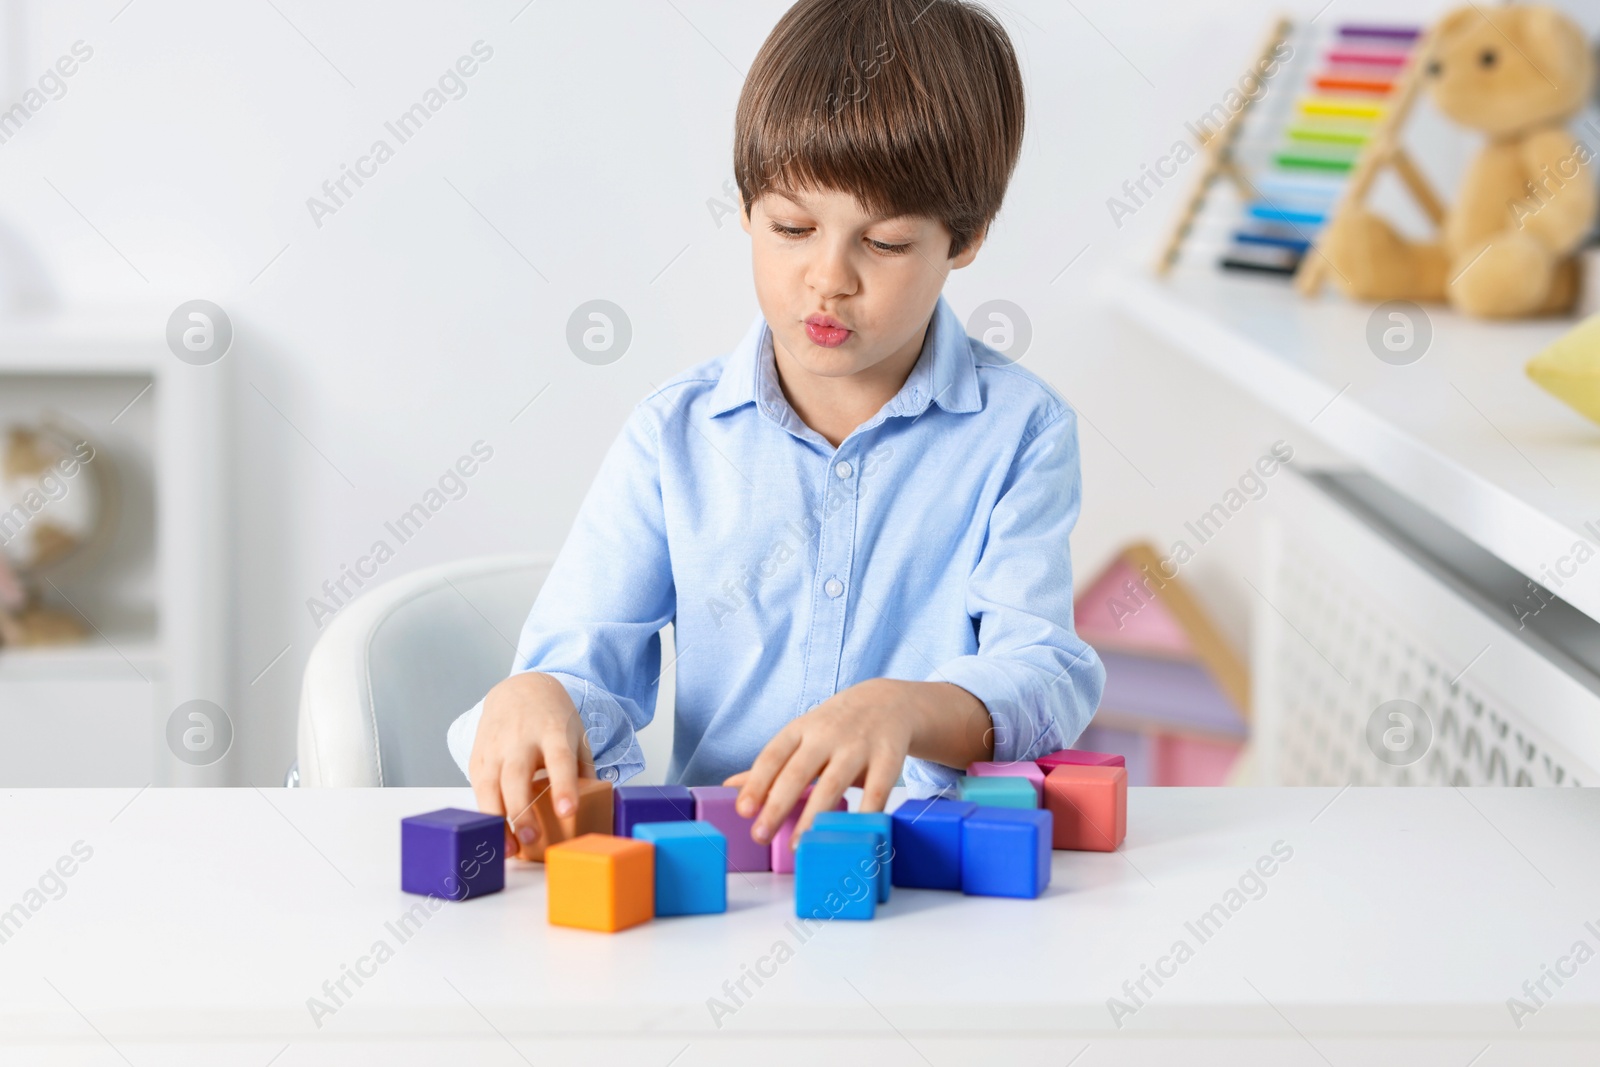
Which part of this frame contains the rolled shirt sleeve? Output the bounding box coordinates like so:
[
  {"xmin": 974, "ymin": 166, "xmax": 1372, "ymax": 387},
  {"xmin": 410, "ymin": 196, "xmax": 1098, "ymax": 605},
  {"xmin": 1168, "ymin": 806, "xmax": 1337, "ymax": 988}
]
[
  {"xmin": 902, "ymin": 407, "xmax": 1106, "ymax": 796},
  {"xmin": 447, "ymin": 401, "xmax": 674, "ymax": 784}
]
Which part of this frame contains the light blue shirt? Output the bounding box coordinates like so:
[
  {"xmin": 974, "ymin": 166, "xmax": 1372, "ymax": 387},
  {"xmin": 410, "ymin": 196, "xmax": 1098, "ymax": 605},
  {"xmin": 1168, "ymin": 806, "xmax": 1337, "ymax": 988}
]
[{"xmin": 447, "ymin": 292, "xmax": 1105, "ymax": 796}]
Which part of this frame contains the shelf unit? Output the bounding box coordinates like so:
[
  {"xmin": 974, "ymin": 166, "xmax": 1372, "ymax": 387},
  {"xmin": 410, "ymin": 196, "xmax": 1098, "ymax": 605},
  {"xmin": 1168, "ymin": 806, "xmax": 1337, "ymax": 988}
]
[
  {"xmin": 0, "ymin": 314, "xmax": 230, "ymax": 786},
  {"xmin": 1101, "ymin": 264, "xmax": 1600, "ymax": 623}
]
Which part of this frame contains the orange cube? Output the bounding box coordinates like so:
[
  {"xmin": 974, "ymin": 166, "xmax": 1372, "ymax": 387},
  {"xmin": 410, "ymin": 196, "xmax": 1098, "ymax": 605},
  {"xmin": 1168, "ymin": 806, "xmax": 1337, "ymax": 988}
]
[
  {"xmin": 545, "ymin": 833, "xmax": 654, "ymax": 932},
  {"xmin": 519, "ymin": 776, "xmax": 615, "ymax": 862},
  {"xmin": 1043, "ymin": 764, "xmax": 1127, "ymax": 851}
]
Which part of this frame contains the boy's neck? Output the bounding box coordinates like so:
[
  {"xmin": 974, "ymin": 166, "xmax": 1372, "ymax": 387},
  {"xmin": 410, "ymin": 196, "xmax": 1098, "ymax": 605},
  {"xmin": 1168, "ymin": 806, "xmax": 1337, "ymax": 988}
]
[{"xmin": 770, "ymin": 317, "xmax": 931, "ymax": 449}]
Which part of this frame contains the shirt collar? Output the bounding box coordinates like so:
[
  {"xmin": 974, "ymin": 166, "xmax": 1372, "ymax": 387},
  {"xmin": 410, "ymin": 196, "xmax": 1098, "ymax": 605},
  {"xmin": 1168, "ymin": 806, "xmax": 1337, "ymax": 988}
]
[{"xmin": 707, "ymin": 293, "xmax": 982, "ymax": 421}]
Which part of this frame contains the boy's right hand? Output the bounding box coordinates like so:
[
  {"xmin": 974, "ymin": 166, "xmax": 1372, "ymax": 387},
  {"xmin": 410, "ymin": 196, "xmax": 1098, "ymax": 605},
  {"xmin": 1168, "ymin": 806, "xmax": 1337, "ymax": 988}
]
[{"xmin": 468, "ymin": 671, "xmax": 595, "ymax": 860}]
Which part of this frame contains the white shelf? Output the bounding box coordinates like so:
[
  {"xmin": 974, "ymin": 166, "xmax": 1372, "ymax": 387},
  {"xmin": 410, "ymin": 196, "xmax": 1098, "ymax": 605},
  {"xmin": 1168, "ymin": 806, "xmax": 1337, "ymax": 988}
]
[{"xmin": 1101, "ymin": 264, "xmax": 1600, "ymax": 622}]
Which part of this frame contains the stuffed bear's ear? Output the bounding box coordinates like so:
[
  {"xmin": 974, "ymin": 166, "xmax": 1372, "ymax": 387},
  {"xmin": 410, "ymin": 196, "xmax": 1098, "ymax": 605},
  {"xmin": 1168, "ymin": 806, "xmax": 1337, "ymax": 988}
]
[
  {"xmin": 1429, "ymin": 5, "xmax": 1484, "ymax": 45},
  {"xmin": 1512, "ymin": 5, "xmax": 1595, "ymax": 99}
]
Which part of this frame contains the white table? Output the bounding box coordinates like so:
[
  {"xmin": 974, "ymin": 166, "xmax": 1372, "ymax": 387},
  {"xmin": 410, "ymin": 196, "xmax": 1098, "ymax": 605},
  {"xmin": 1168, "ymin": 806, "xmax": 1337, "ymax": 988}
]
[{"xmin": 2, "ymin": 786, "xmax": 1598, "ymax": 1065}]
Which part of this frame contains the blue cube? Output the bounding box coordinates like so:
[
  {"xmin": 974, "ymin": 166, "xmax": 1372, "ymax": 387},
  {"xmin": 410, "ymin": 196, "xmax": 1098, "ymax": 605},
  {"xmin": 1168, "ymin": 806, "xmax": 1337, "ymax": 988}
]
[
  {"xmin": 961, "ymin": 807, "xmax": 1053, "ymax": 899},
  {"xmin": 958, "ymin": 775, "xmax": 1038, "ymax": 809},
  {"xmin": 631, "ymin": 821, "xmax": 727, "ymax": 916},
  {"xmin": 400, "ymin": 808, "xmax": 505, "ymax": 901},
  {"xmin": 810, "ymin": 811, "xmax": 892, "ymax": 903},
  {"xmin": 890, "ymin": 798, "xmax": 976, "ymax": 890},
  {"xmin": 795, "ymin": 830, "xmax": 878, "ymax": 920},
  {"xmin": 614, "ymin": 785, "xmax": 694, "ymax": 838}
]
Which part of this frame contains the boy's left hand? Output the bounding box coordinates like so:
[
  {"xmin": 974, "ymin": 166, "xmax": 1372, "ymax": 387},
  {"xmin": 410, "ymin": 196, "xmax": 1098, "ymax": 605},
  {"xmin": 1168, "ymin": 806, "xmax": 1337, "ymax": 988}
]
[{"xmin": 723, "ymin": 677, "xmax": 992, "ymax": 848}]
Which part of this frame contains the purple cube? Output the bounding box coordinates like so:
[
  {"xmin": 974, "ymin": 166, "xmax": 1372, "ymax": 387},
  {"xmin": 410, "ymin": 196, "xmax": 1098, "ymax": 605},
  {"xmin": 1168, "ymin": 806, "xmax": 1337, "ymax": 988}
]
[
  {"xmin": 614, "ymin": 785, "xmax": 694, "ymax": 839},
  {"xmin": 401, "ymin": 808, "xmax": 505, "ymax": 901},
  {"xmin": 690, "ymin": 786, "xmax": 770, "ymax": 872}
]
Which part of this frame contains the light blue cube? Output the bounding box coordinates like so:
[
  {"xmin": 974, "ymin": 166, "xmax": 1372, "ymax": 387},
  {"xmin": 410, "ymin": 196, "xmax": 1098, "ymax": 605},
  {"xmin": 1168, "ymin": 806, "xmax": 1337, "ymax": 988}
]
[
  {"xmin": 631, "ymin": 821, "xmax": 727, "ymax": 916},
  {"xmin": 795, "ymin": 831, "xmax": 878, "ymax": 920},
  {"xmin": 958, "ymin": 775, "xmax": 1038, "ymax": 809},
  {"xmin": 810, "ymin": 811, "xmax": 893, "ymax": 903}
]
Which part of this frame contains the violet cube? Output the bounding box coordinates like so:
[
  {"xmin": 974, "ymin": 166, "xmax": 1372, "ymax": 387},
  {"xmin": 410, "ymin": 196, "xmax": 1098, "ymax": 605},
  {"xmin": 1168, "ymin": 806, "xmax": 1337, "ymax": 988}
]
[
  {"xmin": 401, "ymin": 808, "xmax": 505, "ymax": 901},
  {"xmin": 614, "ymin": 785, "xmax": 694, "ymax": 839},
  {"xmin": 690, "ymin": 785, "xmax": 770, "ymax": 872}
]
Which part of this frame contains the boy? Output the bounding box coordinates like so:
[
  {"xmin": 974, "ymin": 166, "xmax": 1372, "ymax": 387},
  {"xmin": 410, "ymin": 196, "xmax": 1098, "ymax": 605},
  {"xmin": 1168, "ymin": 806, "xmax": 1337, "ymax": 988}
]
[{"xmin": 448, "ymin": 0, "xmax": 1104, "ymax": 858}]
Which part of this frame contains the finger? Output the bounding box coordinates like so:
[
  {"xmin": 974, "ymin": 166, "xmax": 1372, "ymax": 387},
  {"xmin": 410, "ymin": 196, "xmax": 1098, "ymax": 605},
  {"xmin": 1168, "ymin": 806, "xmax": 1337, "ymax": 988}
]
[
  {"xmin": 754, "ymin": 745, "xmax": 827, "ymax": 844},
  {"xmin": 722, "ymin": 770, "xmax": 751, "ymax": 788},
  {"xmin": 470, "ymin": 754, "xmax": 514, "ymax": 851},
  {"xmin": 791, "ymin": 758, "xmax": 859, "ymax": 846},
  {"xmin": 858, "ymin": 753, "xmax": 898, "ymax": 814},
  {"xmin": 500, "ymin": 757, "xmax": 540, "ymax": 856},
  {"xmin": 542, "ymin": 737, "xmax": 581, "ymax": 820},
  {"xmin": 737, "ymin": 727, "xmax": 802, "ymax": 820}
]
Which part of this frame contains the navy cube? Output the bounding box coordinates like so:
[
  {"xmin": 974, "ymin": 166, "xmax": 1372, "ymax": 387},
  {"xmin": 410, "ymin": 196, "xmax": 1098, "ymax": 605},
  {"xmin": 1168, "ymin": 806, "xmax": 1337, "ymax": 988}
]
[
  {"xmin": 961, "ymin": 807, "xmax": 1053, "ymax": 899},
  {"xmin": 614, "ymin": 785, "xmax": 694, "ymax": 838},
  {"xmin": 795, "ymin": 830, "xmax": 878, "ymax": 920},
  {"xmin": 401, "ymin": 808, "xmax": 505, "ymax": 901},
  {"xmin": 890, "ymin": 798, "xmax": 976, "ymax": 890}
]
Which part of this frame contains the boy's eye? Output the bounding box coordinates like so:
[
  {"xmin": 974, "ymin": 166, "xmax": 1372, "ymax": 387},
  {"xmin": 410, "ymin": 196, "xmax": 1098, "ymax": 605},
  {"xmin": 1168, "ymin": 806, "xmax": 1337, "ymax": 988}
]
[
  {"xmin": 869, "ymin": 238, "xmax": 911, "ymax": 256},
  {"xmin": 769, "ymin": 222, "xmax": 809, "ymax": 238},
  {"xmin": 766, "ymin": 220, "xmax": 910, "ymax": 256}
]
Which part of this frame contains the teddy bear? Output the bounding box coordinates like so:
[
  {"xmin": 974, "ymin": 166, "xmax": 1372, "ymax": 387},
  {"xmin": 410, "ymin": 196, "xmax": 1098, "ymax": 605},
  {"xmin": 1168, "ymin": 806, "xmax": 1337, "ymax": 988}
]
[{"xmin": 1320, "ymin": 4, "xmax": 1596, "ymax": 319}]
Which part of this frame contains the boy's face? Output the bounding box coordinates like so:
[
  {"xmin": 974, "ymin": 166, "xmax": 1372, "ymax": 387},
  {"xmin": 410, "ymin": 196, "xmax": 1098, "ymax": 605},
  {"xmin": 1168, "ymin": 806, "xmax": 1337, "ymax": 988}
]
[{"xmin": 739, "ymin": 185, "xmax": 982, "ymax": 387}]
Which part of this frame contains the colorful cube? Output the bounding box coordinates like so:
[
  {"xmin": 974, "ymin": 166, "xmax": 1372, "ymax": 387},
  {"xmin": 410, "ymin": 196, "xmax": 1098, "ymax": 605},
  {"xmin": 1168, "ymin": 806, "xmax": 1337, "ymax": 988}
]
[
  {"xmin": 890, "ymin": 798, "xmax": 977, "ymax": 890},
  {"xmin": 689, "ymin": 785, "xmax": 769, "ymax": 872},
  {"xmin": 957, "ymin": 774, "xmax": 1038, "ymax": 809},
  {"xmin": 545, "ymin": 833, "xmax": 654, "ymax": 932},
  {"xmin": 519, "ymin": 775, "xmax": 615, "ymax": 862},
  {"xmin": 795, "ymin": 830, "xmax": 878, "ymax": 920},
  {"xmin": 810, "ymin": 811, "xmax": 893, "ymax": 902},
  {"xmin": 771, "ymin": 784, "xmax": 847, "ymax": 874},
  {"xmin": 966, "ymin": 760, "xmax": 1046, "ymax": 801},
  {"xmin": 1037, "ymin": 748, "xmax": 1126, "ymax": 771},
  {"xmin": 613, "ymin": 784, "xmax": 694, "ymax": 839},
  {"xmin": 400, "ymin": 808, "xmax": 505, "ymax": 901},
  {"xmin": 631, "ymin": 821, "xmax": 728, "ymax": 916},
  {"xmin": 961, "ymin": 807, "xmax": 1053, "ymax": 899},
  {"xmin": 1043, "ymin": 764, "xmax": 1128, "ymax": 851}
]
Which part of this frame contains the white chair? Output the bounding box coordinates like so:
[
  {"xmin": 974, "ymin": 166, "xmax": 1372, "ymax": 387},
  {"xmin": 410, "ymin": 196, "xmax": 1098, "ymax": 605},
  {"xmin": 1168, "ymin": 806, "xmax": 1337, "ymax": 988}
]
[{"xmin": 295, "ymin": 554, "xmax": 551, "ymax": 787}]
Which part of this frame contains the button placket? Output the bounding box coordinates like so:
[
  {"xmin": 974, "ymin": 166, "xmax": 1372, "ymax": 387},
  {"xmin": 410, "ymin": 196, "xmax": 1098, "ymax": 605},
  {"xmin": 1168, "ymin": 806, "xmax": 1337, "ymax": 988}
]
[{"xmin": 799, "ymin": 451, "xmax": 859, "ymax": 707}]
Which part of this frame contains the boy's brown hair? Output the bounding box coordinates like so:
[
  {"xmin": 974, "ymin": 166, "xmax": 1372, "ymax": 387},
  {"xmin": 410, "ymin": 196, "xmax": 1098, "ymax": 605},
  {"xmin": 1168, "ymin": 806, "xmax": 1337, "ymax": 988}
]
[{"xmin": 734, "ymin": 0, "xmax": 1025, "ymax": 259}]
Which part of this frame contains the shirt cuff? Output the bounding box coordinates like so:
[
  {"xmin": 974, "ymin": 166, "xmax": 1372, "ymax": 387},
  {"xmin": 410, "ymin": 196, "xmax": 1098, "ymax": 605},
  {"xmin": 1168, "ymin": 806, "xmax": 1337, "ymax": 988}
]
[
  {"xmin": 928, "ymin": 653, "xmax": 1073, "ymax": 763},
  {"xmin": 445, "ymin": 672, "xmax": 647, "ymax": 786}
]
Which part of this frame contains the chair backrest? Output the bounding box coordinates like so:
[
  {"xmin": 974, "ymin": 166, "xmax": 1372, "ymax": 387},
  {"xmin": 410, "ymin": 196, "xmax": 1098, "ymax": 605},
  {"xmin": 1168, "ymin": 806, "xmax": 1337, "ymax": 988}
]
[{"xmin": 297, "ymin": 554, "xmax": 550, "ymax": 786}]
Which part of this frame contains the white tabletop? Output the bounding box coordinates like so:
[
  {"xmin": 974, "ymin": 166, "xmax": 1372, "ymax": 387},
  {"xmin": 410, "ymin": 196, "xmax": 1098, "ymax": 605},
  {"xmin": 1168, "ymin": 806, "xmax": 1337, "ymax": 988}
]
[{"xmin": 3, "ymin": 785, "xmax": 1599, "ymax": 1065}]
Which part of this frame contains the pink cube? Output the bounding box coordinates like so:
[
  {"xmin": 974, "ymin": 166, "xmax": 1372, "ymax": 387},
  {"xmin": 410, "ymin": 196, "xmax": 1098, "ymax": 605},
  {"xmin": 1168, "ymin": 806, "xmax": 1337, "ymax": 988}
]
[
  {"xmin": 966, "ymin": 760, "xmax": 1045, "ymax": 802},
  {"xmin": 689, "ymin": 786, "xmax": 770, "ymax": 872},
  {"xmin": 1037, "ymin": 748, "xmax": 1126, "ymax": 772},
  {"xmin": 771, "ymin": 784, "xmax": 847, "ymax": 874}
]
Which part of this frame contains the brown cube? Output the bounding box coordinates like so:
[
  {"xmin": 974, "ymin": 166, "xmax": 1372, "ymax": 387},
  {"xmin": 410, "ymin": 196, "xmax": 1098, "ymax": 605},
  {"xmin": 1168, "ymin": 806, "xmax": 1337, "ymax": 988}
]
[{"xmin": 518, "ymin": 774, "xmax": 615, "ymax": 862}]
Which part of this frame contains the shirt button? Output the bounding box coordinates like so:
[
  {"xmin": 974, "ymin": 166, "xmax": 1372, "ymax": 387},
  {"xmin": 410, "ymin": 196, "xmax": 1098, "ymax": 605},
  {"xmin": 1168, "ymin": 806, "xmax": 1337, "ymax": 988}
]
[
  {"xmin": 598, "ymin": 766, "xmax": 618, "ymax": 782},
  {"xmin": 824, "ymin": 577, "xmax": 844, "ymax": 598},
  {"xmin": 834, "ymin": 460, "xmax": 853, "ymax": 480}
]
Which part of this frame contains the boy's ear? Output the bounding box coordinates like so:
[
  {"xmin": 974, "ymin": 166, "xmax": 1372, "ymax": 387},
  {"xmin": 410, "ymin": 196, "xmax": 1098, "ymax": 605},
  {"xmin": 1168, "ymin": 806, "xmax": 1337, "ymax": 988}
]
[
  {"xmin": 739, "ymin": 197, "xmax": 752, "ymax": 234},
  {"xmin": 951, "ymin": 222, "xmax": 988, "ymax": 269}
]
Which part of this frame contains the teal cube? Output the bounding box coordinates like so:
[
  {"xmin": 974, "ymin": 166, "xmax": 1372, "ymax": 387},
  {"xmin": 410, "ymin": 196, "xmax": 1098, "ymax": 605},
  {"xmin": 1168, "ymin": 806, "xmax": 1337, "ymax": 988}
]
[
  {"xmin": 958, "ymin": 775, "xmax": 1038, "ymax": 809},
  {"xmin": 795, "ymin": 831, "xmax": 878, "ymax": 920},
  {"xmin": 810, "ymin": 811, "xmax": 892, "ymax": 903},
  {"xmin": 632, "ymin": 821, "xmax": 727, "ymax": 916}
]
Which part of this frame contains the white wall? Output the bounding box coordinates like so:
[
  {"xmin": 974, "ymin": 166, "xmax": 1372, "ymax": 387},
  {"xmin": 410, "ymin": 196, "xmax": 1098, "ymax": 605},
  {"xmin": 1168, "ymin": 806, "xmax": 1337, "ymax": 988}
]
[{"xmin": 4, "ymin": 0, "xmax": 1582, "ymax": 783}]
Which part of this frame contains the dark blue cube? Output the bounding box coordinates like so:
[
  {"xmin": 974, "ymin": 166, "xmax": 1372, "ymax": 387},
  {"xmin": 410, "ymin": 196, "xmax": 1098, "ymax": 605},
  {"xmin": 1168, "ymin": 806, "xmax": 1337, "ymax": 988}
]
[
  {"xmin": 614, "ymin": 785, "xmax": 694, "ymax": 838},
  {"xmin": 401, "ymin": 808, "xmax": 505, "ymax": 901},
  {"xmin": 961, "ymin": 806, "xmax": 1053, "ymax": 899},
  {"xmin": 890, "ymin": 798, "xmax": 976, "ymax": 890}
]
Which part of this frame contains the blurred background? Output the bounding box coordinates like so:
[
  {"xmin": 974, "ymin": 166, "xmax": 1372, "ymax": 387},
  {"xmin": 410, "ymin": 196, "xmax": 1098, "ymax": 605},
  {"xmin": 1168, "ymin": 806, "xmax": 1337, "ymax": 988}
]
[{"xmin": 1, "ymin": 0, "xmax": 1598, "ymax": 791}]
